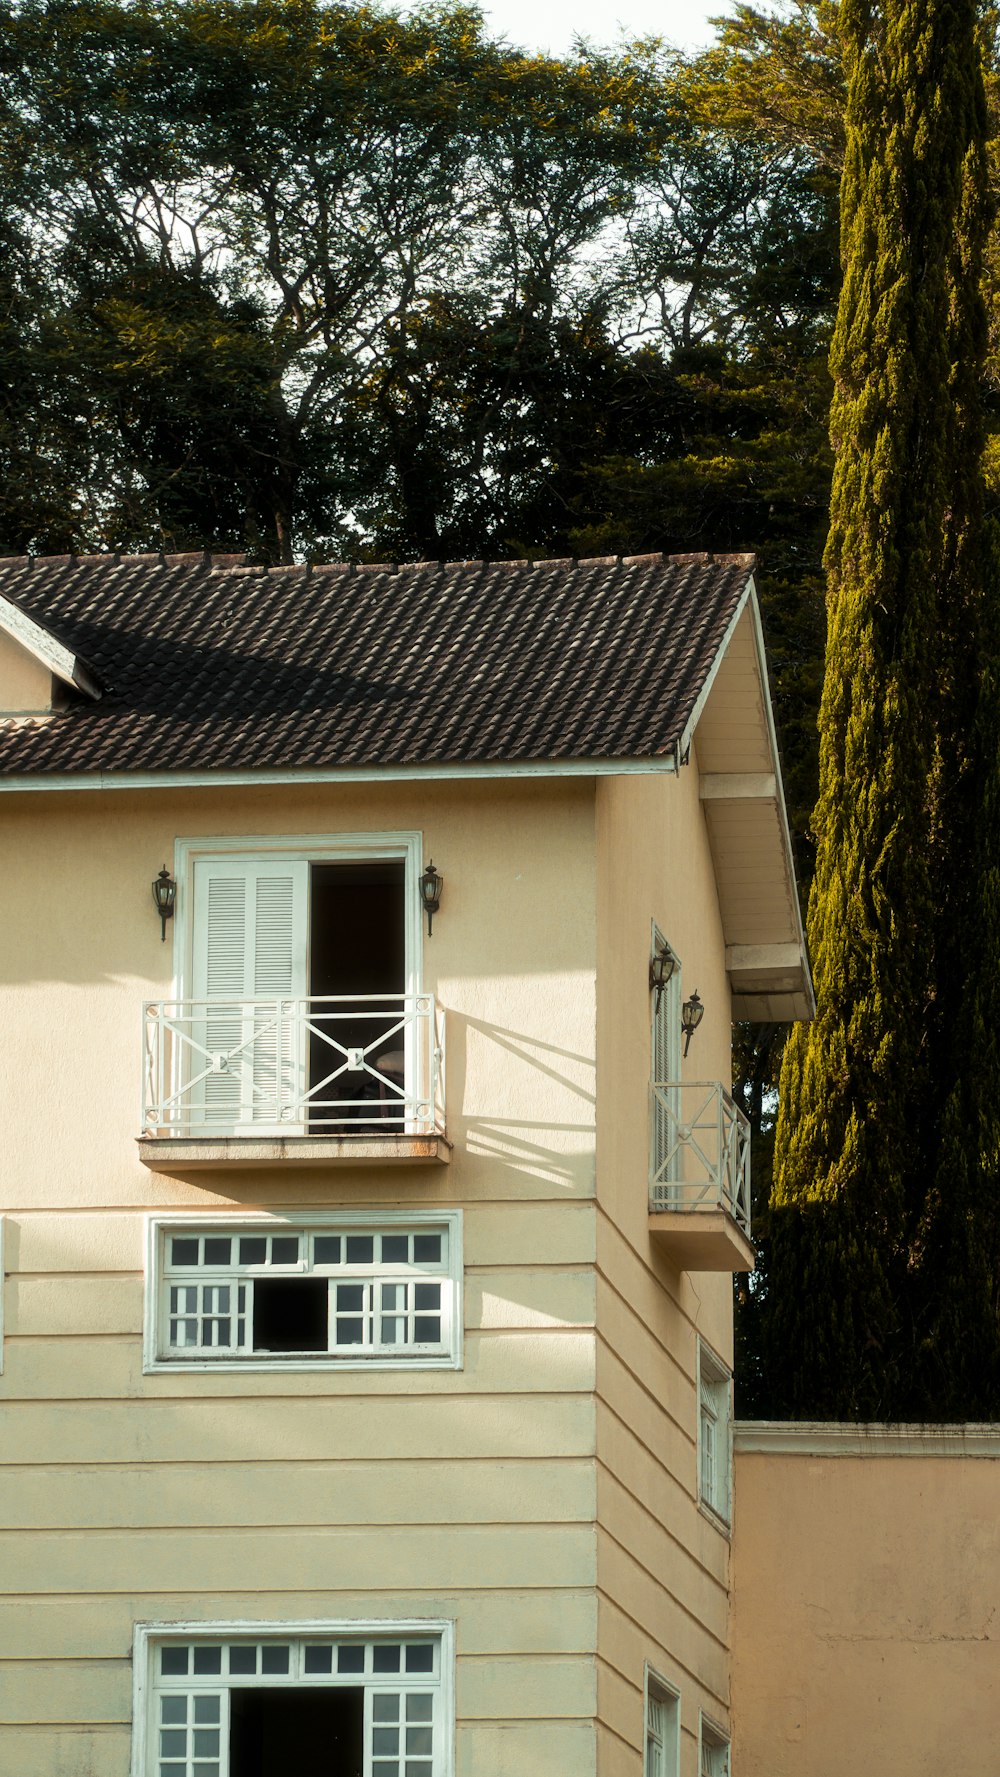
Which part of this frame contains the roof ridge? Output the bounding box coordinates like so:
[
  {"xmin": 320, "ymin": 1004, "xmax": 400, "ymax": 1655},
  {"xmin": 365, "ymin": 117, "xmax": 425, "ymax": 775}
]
[
  {"xmin": 0, "ymin": 547, "xmax": 755, "ymax": 575},
  {"xmin": 659, "ymin": 550, "xmax": 756, "ymax": 569},
  {"xmin": 0, "ymin": 549, "xmax": 223, "ymax": 571}
]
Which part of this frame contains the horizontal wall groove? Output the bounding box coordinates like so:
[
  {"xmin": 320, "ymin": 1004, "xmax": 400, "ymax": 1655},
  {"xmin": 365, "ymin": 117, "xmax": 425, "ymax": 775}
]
[
  {"xmin": 600, "ymin": 1599, "xmax": 731, "ymax": 1705},
  {"xmin": 595, "ymin": 1331, "xmax": 693, "ymax": 1443},
  {"xmin": 596, "ymin": 1589, "xmax": 724, "ymax": 1699},
  {"xmin": 0, "ymin": 1592, "xmax": 600, "ymax": 1606},
  {"xmin": 594, "ymin": 1457, "xmax": 726, "ymax": 1591},
  {"xmin": 597, "ymin": 1528, "xmax": 729, "ymax": 1655},
  {"xmin": 0, "ymin": 1387, "xmax": 595, "ymax": 1406},
  {"xmin": 0, "ymin": 1454, "xmax": 594, "ymax": 1472},
  {"xmin": 596, "ymin": 1392, "xmax": 696, "ymax": 1479},
  {"xmin": 5, "ymin": 1201, "xmax": 594, "ymax": 1218},
  {"xmin": 0, "ymin": 1519, "xmax": 593, "ymax": 1536},
  {"xmin": 594, "ymin": 1713, "xmax": 638, "ymax": 1755},
  {"xmin": 594, "ymin": 1204, "xmax": 695, "ymax": 1309},
  {"xmin": 594, "ymin": 1267, "xmax": 697, "ymax": 1388}
]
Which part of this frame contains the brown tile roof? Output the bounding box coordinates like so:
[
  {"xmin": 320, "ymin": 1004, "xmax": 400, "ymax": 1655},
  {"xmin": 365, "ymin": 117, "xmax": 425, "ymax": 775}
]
[{"xmin": 0, "ymin": 550, "xmax": 755, "ymax": 777}]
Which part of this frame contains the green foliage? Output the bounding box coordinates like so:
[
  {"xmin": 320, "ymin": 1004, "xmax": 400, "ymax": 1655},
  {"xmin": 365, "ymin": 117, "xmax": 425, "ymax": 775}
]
[
  {"xmin": 0, "ymin": 0, "xmax": 667, "ymax": 560},
  {"xmin": 764, "ymin": 0, "xmax": 1000, "ymax": 1419}
]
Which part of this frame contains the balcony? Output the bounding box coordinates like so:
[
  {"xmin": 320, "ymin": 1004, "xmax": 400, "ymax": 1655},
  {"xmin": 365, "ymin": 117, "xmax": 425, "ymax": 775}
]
[
  {"xmin": 138, "ymin": 993, "xmax": 448, "ymax": 1170},
  {"xmin": 648, "ymin": 1080, "xmax": 755, "ymax": 1271}
]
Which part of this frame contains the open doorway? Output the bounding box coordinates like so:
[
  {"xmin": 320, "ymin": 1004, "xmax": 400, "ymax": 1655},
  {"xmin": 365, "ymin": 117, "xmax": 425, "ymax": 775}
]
[
  {"xmin": 308, "ymin": 860, "xmax": 406, "ymax": 1127},
  {"xmin": 229, "ymin": 1685, "xmax": 363, "ymax": 1776}
]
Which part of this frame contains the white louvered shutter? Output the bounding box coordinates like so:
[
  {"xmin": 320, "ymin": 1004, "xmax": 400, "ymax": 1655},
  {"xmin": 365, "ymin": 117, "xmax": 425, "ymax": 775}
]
[{"xmin": 191, "ymin": 860, "xmax": 308, "ymax": 1132}]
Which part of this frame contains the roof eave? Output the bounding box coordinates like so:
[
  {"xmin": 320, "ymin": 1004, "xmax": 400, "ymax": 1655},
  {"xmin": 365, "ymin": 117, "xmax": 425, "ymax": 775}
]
[{"xmin": 692, "ymin": 578, "xmax": 814, "ymax": 1025}]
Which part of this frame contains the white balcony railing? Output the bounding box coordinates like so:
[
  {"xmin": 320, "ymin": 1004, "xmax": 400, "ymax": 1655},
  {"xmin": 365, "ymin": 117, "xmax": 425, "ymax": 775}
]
[
  {"xmin": 649, "ymin": 1080, "xmax": 751, "ymax": 1234},
  {"xmin": 142, "ymin": 994, "xmax": 444, "ymax": 1139}
]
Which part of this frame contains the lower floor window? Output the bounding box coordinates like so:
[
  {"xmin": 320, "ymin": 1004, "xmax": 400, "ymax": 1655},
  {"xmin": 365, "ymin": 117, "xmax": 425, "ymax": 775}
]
[
  {"xmin": 644, "ymin": 1668, "xmax": 680, "ymax": 1776},
  {"xmin": 141, "ymin": 1626, "xmax": 450, "ymax": 1777},
  {"xmin": 147, "ymin": 1213, "xmax": 461, "ymax": 1370},
  {"xmin": 699, "ymin": 1714, "xmax": 731, "ymax": 1777}
]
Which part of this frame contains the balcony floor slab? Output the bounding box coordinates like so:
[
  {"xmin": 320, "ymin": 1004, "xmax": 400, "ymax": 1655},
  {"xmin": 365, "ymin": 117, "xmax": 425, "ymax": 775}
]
[
  {"xmin": 648, "ymin": 1208, "xmax": 756, "ymax": 1272},
  {"xmin": 138, "ymin": 1134, "xmax": 452, "ymax": 1172}
]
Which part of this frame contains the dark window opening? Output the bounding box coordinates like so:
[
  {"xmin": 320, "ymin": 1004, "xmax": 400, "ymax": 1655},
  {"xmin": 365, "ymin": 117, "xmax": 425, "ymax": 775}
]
[
  {"xmin": 252, "ymin": 1277, "xmax": 328, "ymax": 1353},
  {"xmin": 229, "ymin": 1685, "xmax": 363, "ymax": 1777},
  {"xmin": 308, "ymin": 861, "xmax": 406, "ymax": 1129}
]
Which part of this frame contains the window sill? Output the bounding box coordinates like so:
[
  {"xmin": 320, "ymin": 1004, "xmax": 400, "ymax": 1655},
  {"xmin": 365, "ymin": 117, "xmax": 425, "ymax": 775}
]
[
  {"xmin": 137, "ymin": 1133, "xmax": 452, "ymax": 1172},
  {"xmin": 143, "ymin": 1352, "xmax": 462, "ymax": 1375},
  {"xmin": 698, "ymin": 1497, "xmax": 733, "ymax": 1541}
]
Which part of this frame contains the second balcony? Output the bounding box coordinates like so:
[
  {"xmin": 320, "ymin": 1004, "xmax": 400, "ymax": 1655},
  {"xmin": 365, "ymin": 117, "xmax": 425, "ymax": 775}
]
[{"xmin": 648, "ymin": 1079, "xmax": 755, "ymax": 1271}]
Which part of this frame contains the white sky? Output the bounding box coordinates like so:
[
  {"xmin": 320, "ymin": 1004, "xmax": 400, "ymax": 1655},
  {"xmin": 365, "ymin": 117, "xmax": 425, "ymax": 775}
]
[{"xmin": 481, "ymin": 0, "xmax": 729, "ymax": 56}]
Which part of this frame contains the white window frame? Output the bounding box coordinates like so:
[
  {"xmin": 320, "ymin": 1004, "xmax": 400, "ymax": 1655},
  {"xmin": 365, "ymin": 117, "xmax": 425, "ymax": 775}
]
[
  {"xmin": 170, "ymin": 831, "xmax": 426, "ymax": 1002},
  {"xmin": 144, "ymin": 1211, "xmax": 463, "ymax": 1373},
  {"xmin": 130, "ymin": 1618, "xmax": 455, "ymax": 1777},
  {"xmin": 697, "ymin": 1339, "xmax": 732, "ymax": 1530},
  {"xmin": 699, "ymin": 1712, "xmax": 731, "ymax": 1777},
  {"xmin": 643, "ymin": 1665, "xmax": 680, "ymax": 1777}
]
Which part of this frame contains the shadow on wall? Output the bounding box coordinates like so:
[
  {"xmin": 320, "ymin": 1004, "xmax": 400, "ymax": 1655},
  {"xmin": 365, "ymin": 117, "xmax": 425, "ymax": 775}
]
[{"xmin": 449, "ymin": 1012, "xmax": 596, "ymax": 1193}]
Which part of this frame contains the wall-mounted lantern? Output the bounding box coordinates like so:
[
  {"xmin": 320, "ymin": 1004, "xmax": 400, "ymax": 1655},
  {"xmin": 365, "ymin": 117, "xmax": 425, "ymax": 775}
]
[
  {"xmin": 681, "ymin": 990, "xmax": 705, "ymax": 1056},
  {"xmin": 419, "ymin": 860, "xmax": 443, "ymax": 936},
  {"xmin": 152, "ymin": 865, "xmax": 177, "ymax": 942},
  {"xmin": 649, "ymin": 940, "xmax": 678, "ymax": 1008}
]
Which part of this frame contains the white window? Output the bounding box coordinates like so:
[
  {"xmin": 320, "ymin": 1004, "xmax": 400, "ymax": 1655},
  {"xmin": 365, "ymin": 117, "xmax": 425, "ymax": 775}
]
[
  {"xmin": 697, "ymin": 1341, "xmax": 732, "ymax": 1527},
  {"xmin": 146, "ymin": 1214, "xmax": 462, "ymax": 1371},
  {"xmin": 135, "ymin": 1623, "xmax": 452, "ymax": 1777},
  {"xmin": 699, "ymin": 1714, "xmax": 731, "ymax": 1777},
  {"xmin": 644, "ymin": 1668, "xmax": 680, "ymax": 1777},
  {"xmin": 169, "ymin": 833, "xmax": 425, "ymax": 1136}
]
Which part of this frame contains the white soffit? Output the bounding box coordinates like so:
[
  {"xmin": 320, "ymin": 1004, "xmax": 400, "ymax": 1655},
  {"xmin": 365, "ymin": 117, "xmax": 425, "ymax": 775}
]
[
  {"xmin": 0, "ymin": 593, "xmax": 102, "ymax": 699},
  {"xmin": 692, "ymin": 586, "xmax": 814, "ymax": 1023}
]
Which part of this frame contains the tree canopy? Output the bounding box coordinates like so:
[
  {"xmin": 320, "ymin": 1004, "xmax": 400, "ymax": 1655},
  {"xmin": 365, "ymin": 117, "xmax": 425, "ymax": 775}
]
[
  {"xmin": 760, "ymin": 0, "xmax": 1000, "ymax": 1419},
  {"xmin": 8, "ymin": 0, "xmax": 1000, "ymax": 1415}
]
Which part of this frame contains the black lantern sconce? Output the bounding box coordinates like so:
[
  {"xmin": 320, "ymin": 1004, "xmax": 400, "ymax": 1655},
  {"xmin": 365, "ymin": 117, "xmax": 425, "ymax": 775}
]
[
  {"xmin": 649, "ymin": 940, "xmax": 678, "ymax": 1008},
  {"xmin": 152, "ymin": 865, "xmax": 177, "ymax": 942},
  {"xmin": 681, "ymin": 990, "xmax": 705, "ymax": 1056},
  {"xmin": 419, "ymin": 860, "xmax": 443, "ymax": 936}
]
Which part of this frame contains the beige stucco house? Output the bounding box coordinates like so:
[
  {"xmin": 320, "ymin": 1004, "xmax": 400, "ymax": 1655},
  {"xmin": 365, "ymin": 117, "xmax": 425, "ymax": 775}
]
[{"xmin": 0, "ymin": 549, "xmax": 809, "ymax": 1776}]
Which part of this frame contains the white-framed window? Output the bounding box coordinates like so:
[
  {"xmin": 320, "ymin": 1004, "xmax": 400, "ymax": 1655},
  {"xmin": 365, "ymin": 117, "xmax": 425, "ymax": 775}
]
[
  {"xmin": 699, "ymin": 1713, "xmax": 731, "ymax": 1777},
  {"xmin": 133, "ymin": 1621, "xmax": 454, "ymax": 1777},
  {"xmin": 145, "ymin": 1213, "xmax": 462, "ymax": 1372},
  {"xmin": 644, "ymin": 1666, "xmax": 680, "ymax": 1777},
  {"xmin": 167, "ymin": 832, "xmax": 426, "ymax": 1137},
  {"xmin": 697, "ymin": 1340, "xmax": 732, "ymax": 1528}
]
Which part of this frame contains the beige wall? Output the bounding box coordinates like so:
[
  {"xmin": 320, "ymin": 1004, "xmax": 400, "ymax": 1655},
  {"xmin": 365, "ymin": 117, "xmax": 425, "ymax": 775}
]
[
  {"xmin": 732, "ymin": 1427, "xmax": 1000, "ymax": 1775},
  {"xmin": 1, "ymin": 758, "xmax": 743, "ymax": 1774},
  {"xmin": 0, "ymin": 631, "xmax": 52, "ymax": 712},
  {"xmin": 595, "ymin": 748, "xmax": 735, "ymax": 1775},
  {"xmin": 0, "ymin": 776, "xmax": 600, "ymax": 1775}
]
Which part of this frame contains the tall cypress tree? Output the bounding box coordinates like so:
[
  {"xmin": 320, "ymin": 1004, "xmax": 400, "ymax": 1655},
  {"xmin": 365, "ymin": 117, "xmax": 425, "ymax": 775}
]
[{"xmin": 762, "ymin": 0, "xmax": 1000, "ymax": 1418}]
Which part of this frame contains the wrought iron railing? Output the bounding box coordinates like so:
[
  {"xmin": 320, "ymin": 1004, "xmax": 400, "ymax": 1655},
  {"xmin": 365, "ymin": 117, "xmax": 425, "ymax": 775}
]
[
  {"xmin": 649, "ymin": 1080, "xmax": 751, "ymax": 1234},
  {"xmin": 142, "ymin": 994, "xmax": 445, "ymax": 1139}
]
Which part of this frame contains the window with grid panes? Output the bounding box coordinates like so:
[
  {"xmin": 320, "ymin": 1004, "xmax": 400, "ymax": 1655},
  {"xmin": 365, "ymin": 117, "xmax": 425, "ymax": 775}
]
[
  {"xmin": 699, "ymin": 1716, "xmax": 731, "ymax": 1777},
  {"xmin": 145, "ymin": 1631, "xmax": 446, "ymax": 1777},
  {"xmin": 150, "ymin": 1217, "xmax": 459, "ymax": 1368},
  {"xmin": 644, "ymin": 1671, "xmax": 679, "ymax": 1777},
  {"xmin": 698, "ymin": 1341, "xmax": 732, "ymax": 1526}
]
